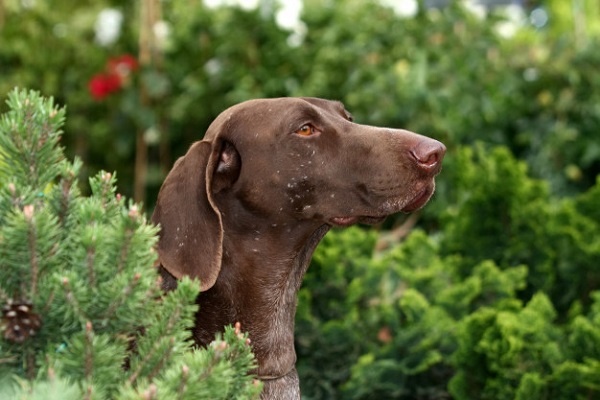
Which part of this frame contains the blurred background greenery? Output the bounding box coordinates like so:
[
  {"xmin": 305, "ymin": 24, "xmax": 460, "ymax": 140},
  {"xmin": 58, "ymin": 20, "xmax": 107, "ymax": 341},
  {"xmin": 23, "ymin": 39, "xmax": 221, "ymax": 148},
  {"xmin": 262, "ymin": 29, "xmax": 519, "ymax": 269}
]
[{"xmin": 1, "ymin": 0, "xmax": 599, "ymax": 398}]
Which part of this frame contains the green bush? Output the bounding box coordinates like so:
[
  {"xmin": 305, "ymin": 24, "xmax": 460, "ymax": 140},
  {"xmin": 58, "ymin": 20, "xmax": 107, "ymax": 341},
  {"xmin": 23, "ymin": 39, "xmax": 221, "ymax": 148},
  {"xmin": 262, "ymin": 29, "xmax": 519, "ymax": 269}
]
[
  {"xmin": 297, "ymin": 144, "xmax": 600, "ymax": 399},
  {"xmin": 2, "ymin": 1, "xmax": 600, "ymax": 399},
  {"xmin": 0, "ymin": 89, "xmax": 261, "ymax": 399}
]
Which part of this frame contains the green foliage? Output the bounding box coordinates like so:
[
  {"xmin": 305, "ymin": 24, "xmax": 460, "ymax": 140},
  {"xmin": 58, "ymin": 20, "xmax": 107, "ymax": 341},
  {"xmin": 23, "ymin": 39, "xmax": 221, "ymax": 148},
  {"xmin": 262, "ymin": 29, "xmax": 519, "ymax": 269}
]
[
  {"xmin": 2, "ymin": 0, "xmax": 599, "ymax": 200},
  {"xmin": 2, "ymin": 1, "xmax": 600, "ymax": 399},
  {"xmin": 440, "ymin": 145, "xmax": 600, "ymax": 312},
  {"xmin": 297, "ymin": 142, "xmax": 600, "ymax": 399},
  {"xmin": 450, "ymin": 292, "xmax": 562, "ymax": 400},
  {"xmin": 295, "ymin": 227, "xmax": 379, "ymax": 398},
  {"xmin": 118, "ymin": 325, "xmax": 262, "ymax": 400},
  {"xmin": 0, "ymin": 89, "xmax": 260, "ymax": 399}
]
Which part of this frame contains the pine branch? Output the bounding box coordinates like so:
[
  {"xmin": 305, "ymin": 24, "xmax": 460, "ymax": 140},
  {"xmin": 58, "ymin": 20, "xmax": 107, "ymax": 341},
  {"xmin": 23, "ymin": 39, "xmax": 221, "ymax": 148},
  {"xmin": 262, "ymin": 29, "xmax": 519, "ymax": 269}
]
[
  {"xmin": 140, "ymin": 383, "xmax": 158, "ymax": 400},
  {"xmin": 58, "ymin": 178, "xmax": 74, "ymax": 226},
  {"xmin": 25, "ymin": 347, "xmax": 35, "ymax": 380},
  {"xmin": 98, "ymin": 172, "xmax": 115, "ymax": 208},
  {"xmin": 84, "ymin": 386, "xmax": 94, "ymax": 400},
  {"xmin": 116, "ymin": 225, "xmax": 135, "ymax": 275},
  {"xmin": 100, "ymin": 273, "xmax": 141, "ymax": 326},
  {"xmin": 0, "ymin": 89, "xmax": 65, "ymax": 190},
  {"xmin": 51, "ymin": 158, "xmax": 81, "ymax": 230},
  {"xmin": 84, "ymin": 321, "xmax": 94, "ymax": 383},
  {"xmin": 86, "ymin": 246, "xmax": 96, "ymax": 288},
  {"xmin": 7, "ymin": 183, "xmax": 20, "ymax": 211},
  {"xmin": 41, "ymin": 290, "xmax": 56, "ymax": 315},
  {"xmin": 127, "ymin": 311, "xmax": 181, "ymax": 385},
  {"xmin": 61, "ymin": 277, "xmax": 88, "ymax": 324},
  {"xmin": 177, "ymin": 364, "xmax": 190, "ymax": 397},
  {"xmin": 145, "ymin": 338, "xmax": 174, "ymax": 382},
  {"xmin": 24, "ymin": 205, "xmax": 39, "ymax": 298},
  {"xmin": 0, "ymin": 286, "xmax": 8, "ymax": 304}
]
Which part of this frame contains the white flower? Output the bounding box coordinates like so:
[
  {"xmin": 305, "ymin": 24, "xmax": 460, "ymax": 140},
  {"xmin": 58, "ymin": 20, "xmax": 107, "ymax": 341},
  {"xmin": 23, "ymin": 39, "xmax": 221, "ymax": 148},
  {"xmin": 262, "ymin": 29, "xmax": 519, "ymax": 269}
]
[
  {"xmin": 203, "ymin": 0, "xmax": 223, "ymax": 9},
  {"xmin": 204, "ymin": 0, "xmax": 259, "ymax": 10},
  {"xmin": 153, "ymin": 20, "xmax": 171, "ymax": 49},
  {"xmin": 495, "ymin": 5, "xmax": 526, "ymax": 38},
  {"xmin": 275, "ymin": 0, "xmax": 307, "ymax": 47},
  {"xmin": 204, "ymin": 58, "xmax": 222, "ymax": 76},
  {"xmin": 379, "ymin": 0, "xmax": 418, "ymax": 19},
  {"xmin": 463, "ymin": 0, "xmax": 486, "ymax": 20},
  {"xmin": 94, "ymin": 8, "xmax": 123, "ymax": 47},
  {"xmin": 238, "ymin": 0, "xmax": 259, "ymax": 11},
  {"xmin": 275, "ymin": 0, "xmax": 302, "ymax": 31}
]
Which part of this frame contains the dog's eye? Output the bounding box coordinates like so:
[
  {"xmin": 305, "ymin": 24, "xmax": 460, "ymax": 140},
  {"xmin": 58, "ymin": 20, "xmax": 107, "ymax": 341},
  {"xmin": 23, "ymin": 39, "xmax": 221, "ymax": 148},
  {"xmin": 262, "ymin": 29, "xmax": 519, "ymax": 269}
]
[{"xmin": 295, "ymin": 124, "xmax": 317, "ymax": 136}]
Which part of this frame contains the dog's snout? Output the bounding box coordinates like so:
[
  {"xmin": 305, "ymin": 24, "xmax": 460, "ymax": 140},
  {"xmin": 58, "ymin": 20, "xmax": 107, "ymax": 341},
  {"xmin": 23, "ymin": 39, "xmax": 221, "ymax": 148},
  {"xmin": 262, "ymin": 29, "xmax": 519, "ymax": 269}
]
[{"xmin": 410, "ymin": 139, "xmax": 446, "ymax": 173}]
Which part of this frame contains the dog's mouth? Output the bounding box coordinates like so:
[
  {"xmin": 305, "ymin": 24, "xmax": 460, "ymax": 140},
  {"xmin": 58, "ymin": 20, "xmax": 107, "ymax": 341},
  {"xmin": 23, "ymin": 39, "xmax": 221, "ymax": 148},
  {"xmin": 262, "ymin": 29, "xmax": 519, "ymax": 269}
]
[
  {"xmin": 399, "ymin": 185, "xmax": 434, "ymax": 213},
  {"xmin": 328, "ymin": 184, "xmax": 435, "ymax": 227},
  {"xmin": 328, "ymin": 215, "xmax": 385, "ymax": 227}
]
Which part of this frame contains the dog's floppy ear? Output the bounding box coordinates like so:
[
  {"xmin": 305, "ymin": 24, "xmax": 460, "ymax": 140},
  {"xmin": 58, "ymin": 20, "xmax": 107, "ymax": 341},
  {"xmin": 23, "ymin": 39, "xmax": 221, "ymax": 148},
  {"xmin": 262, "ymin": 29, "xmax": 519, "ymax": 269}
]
[
  {"xmin": 212, "ymin": 140, "xmax": 241, "ymax": 193},
  {"xmin": 152, "ymin": 141, "xmax": 223, "ymax": 291}
]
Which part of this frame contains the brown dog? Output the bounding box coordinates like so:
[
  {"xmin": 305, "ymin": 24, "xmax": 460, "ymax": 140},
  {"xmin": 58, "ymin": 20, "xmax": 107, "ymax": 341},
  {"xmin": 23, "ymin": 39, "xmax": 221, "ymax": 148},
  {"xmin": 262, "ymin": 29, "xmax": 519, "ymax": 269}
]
[{"xmin": 152, "ymin": 97, "xmax": 445, "ymax": 399}]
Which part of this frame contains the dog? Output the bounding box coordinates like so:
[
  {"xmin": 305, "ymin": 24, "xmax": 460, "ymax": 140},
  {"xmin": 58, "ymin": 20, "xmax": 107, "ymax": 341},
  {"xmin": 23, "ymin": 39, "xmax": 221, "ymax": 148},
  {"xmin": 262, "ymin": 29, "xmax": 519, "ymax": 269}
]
[{"xmin": 151, "ymin": 97, "xmax": 445, "ymax": 399}]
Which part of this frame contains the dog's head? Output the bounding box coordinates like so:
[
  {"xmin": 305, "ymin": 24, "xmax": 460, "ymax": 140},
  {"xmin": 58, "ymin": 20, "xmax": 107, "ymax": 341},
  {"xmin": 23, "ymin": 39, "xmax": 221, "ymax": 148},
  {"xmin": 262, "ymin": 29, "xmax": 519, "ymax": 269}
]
[{"xmin": 152, "ymin": 98, "xmax": 445, "ymax": 290}]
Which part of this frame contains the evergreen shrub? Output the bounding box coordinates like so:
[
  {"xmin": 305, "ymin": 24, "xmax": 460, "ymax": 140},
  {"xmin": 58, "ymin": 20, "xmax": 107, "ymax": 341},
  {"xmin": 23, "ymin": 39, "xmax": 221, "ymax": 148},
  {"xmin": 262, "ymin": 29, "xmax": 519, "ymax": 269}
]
[{"xmin": 0, "ymin": 89, "xmax": 261, "ymax": 399}]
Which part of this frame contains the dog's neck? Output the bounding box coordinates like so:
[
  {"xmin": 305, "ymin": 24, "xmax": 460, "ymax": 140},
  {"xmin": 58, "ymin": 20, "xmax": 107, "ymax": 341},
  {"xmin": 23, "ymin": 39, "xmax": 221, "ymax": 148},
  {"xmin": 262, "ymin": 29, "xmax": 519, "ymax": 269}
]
[{"xmin": 195, "ymin": 216, "xmax": 330, "ymax": 378}]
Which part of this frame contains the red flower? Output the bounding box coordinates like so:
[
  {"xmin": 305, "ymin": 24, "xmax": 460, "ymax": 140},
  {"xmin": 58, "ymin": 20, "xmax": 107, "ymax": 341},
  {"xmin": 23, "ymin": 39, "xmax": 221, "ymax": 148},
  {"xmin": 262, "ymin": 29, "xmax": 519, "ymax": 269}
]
[
  {"xmin": 88, "ymin": 73, "xmax": 122, "ymax": 100},
  {"xmin": 88, "ymin": 54, "xmax": 139, "ymax": 100},
  {"xmin": 108, "ymin": 54, "xmax": 139, "ymax": 78}
]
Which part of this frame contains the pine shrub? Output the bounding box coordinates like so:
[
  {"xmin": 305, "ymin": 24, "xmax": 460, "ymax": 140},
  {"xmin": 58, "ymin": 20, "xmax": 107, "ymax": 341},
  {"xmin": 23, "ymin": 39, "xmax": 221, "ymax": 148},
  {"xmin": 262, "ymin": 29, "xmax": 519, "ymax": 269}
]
[{"xmin": 0, "ymin": 89, "xmax": 261, "ymax": 399}]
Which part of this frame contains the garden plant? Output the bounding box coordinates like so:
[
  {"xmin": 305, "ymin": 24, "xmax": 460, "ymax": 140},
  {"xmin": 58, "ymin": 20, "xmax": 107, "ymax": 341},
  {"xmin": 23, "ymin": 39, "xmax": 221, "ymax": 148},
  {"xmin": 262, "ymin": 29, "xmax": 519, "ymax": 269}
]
[{"xmin": 1, "ymin": 0, "xmax": 599, "ymax": 399}]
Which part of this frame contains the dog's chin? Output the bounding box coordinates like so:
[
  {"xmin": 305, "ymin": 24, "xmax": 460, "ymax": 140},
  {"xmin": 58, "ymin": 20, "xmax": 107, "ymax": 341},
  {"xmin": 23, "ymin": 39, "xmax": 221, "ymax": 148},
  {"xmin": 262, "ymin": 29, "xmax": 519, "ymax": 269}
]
[
  {"xmin": 328, "ymin": 183, "xmax": 435, "ymax": 227},
  {"xmin": 358, "ymin": 216, "xmax": 387, "ymax": 225}
]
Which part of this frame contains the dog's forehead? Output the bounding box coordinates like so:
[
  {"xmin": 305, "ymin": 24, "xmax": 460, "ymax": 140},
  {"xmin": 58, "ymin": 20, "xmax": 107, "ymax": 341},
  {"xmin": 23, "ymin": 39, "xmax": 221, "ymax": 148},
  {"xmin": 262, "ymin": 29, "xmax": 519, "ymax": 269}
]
[
  {"xmin": 204, "ymin": 97, "xmax": 349, "ymax": 141},
  {"xmin": 228, "ymin": 98, "xmax": 346, "ymax": 122},
  {"xmin": 240, "ymin": 97, "xmax": 345, "ymax": 117}
]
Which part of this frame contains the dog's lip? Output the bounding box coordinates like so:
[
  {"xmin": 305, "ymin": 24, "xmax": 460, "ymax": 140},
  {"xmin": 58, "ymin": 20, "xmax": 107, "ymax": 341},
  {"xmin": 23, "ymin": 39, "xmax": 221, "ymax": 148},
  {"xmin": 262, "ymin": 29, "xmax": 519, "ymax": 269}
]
[
  {"xmin": 400, "ymin": 185, "xmax": 433, "ymax": 213},
  {"xmin": 328, "ymin": 184, "xmax": 435, "ymax": 226},
  {"xmin": 328, "ymin": 216, "xmax": 360, "ymax": 227},
  {"xmin": 328, "ymin": 215, "xmax": 386, "ymax": 227}
]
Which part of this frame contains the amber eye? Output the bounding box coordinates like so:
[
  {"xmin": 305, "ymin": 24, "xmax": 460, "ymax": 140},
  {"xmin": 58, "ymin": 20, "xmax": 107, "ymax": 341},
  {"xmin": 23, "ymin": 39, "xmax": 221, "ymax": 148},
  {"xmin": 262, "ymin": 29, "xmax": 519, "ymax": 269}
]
[{"xmin": 295, "ymin": 124, "xmax": 315, "ymax": 136}]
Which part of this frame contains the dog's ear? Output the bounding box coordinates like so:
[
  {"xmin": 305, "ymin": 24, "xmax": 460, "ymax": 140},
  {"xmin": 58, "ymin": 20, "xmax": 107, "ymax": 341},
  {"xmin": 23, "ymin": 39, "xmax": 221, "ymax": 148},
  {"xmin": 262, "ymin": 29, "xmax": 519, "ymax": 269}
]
[
  {"xmin": 152, "ymin": 141, "xmax": 224, "ymax": 291},
  {"xmin": 212, "ymin": 140, "xmax": 241, "ymax": 193}
]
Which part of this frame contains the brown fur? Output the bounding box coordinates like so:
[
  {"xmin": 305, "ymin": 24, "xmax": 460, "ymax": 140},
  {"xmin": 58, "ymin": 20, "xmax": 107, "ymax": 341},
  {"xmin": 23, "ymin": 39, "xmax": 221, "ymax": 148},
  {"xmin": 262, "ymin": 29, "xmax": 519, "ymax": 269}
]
[{"xmin": 152, "ymin": 98, "xmax": 445, "ymax": 399}]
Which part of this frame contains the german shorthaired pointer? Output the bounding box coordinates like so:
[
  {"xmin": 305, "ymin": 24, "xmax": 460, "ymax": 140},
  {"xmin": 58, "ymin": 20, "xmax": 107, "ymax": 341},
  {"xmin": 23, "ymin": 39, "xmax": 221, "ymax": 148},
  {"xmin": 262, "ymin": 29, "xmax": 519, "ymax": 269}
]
[{"xmin": 152, "ymin": 97, "xmax": 445, "ymax": 399}]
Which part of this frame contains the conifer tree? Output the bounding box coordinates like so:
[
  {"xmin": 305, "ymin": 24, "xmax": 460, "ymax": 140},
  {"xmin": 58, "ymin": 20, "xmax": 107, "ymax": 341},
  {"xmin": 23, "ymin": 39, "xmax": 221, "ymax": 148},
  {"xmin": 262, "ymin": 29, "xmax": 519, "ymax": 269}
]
[{"xmin": 0, "ymin": 89, "xmax": 261, "ymax": 399}]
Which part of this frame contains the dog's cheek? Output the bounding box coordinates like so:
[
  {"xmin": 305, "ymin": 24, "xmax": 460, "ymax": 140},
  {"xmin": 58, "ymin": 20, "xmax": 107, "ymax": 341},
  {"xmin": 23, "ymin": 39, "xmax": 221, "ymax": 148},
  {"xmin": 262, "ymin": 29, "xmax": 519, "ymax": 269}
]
[{"xmin": 285, "ymin": 178, "xmax": 317, "ymax": 216}]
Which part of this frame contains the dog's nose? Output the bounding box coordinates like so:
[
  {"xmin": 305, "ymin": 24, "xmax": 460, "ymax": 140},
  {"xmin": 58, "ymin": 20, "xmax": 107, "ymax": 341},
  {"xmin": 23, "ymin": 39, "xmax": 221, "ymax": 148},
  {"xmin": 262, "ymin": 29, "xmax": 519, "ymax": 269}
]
[{"xmin": 410, "ymin": 138, "xmax": 446, "ymax": 173}]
